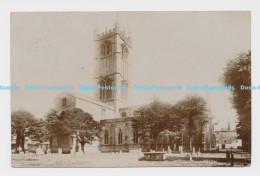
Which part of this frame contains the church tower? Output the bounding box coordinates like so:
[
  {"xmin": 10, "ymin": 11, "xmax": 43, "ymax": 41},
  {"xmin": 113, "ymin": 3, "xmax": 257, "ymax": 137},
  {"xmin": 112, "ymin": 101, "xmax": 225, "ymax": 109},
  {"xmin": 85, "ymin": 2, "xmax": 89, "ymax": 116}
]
[{"xmin": 93, "ymin": 17, "xmax": 132, "ymax": 118}]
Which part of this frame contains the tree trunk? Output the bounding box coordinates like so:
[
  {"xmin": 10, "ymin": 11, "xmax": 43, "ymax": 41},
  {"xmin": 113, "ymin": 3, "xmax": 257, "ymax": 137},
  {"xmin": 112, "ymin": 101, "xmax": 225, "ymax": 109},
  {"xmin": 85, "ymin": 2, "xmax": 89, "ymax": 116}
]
[
  {"xmin": 189, "ymin": 136, "xmax": 192, "ymax": 152},
  {"xmin": 15, "ymin": 132, "xmax": 21, "ymax": 153},
  {"xmin": 81, "ymin": 142, "xmax": 85, "ymax": 153},
  {"xmin": 21, "ymin": 134, "xmax": 25, "ymax": 152}
]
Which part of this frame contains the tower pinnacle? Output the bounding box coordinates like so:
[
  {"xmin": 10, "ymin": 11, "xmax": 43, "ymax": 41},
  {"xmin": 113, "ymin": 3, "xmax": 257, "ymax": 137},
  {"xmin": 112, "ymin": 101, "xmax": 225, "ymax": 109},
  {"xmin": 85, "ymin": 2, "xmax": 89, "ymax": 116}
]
[{"xmin": 114, "ymin": 13, "xmax": 120, "ymax": 30}]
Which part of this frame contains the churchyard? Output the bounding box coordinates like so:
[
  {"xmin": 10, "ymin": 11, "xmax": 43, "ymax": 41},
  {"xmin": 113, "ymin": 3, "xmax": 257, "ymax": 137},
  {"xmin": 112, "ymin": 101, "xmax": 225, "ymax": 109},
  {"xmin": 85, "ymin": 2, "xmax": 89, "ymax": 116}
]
[{"xmin": 12, "ymin": 151, "xmax": 251, "ymax": 167}]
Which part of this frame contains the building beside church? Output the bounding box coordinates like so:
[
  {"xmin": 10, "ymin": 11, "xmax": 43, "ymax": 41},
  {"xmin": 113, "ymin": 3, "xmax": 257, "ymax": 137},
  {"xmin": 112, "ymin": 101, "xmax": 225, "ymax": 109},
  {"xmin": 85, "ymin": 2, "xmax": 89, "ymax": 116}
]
[
  {"xmin": 214, "ymin": 121, "xmax": 242, "ymax": 149},
  {"xmin": 51, "ymin": 18, "xmax": 214, "ymax": 154}
]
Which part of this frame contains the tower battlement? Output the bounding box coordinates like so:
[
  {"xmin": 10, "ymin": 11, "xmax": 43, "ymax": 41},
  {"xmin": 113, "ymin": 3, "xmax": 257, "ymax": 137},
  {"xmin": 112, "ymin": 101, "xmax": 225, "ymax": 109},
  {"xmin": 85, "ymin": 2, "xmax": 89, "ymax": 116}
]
[{"xmin": 96, "ymin": 27, "xmax": 132, "ymax": 47}]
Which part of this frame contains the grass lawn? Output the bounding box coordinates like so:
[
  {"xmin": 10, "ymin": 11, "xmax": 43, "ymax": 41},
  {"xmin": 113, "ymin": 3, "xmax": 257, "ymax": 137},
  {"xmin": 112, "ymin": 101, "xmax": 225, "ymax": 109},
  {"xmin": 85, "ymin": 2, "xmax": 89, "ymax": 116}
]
[{"xmin": 11, "ymin": 152, "xmax": 251, "ymax": 167}]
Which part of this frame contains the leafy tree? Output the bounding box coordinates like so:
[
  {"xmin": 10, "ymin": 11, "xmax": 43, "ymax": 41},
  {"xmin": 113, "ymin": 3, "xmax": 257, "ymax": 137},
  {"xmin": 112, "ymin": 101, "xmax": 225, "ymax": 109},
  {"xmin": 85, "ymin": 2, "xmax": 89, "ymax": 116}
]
[
  {"xmin": 171, "ymin": 95, "xmax": 209, "ymax": 151},
  {"xmin": 45, "ymin": 108, "xmax": 102, "ymax": 153},
  {"xmin": 222, "ymin": 50, "xmax": 251, "ymax": 152},
  {"xmin": 132, "ymin": 100, "xmax": 179, "ymax": 149},
  {"xmin": 132, "ymin": 97, "xmax": 209, "ymax": 151},
  {"xmin": 11, "ymin": 110, "xmax": 36, "ymax": 152},
  {"xmin": 29, "ymin": 118, "xmax": 50, "ymax": 143}
]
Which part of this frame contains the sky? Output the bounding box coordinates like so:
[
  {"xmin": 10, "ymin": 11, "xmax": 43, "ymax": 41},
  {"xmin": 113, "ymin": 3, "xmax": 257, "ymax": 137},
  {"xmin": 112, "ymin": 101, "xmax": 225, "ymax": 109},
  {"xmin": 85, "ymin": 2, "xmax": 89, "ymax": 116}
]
[{"xmin": 11, "ymin": 12, "xmax": 251, "ymax": 130}]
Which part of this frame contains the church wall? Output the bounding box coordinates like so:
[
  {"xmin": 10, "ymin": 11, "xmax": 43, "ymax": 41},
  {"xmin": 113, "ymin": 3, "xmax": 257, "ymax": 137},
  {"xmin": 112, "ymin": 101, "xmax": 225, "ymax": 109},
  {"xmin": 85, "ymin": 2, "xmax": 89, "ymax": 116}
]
[
  {"xmin": 75, "ymin": 98, "xmax": 115, "ymax": 121},
  {"xmin": 53, "ymin": 93, "xmax": 76, "ymax": 111},
  {"xmin": 99, "ymin": 117, "xmax": 142, "ymax": 152}
]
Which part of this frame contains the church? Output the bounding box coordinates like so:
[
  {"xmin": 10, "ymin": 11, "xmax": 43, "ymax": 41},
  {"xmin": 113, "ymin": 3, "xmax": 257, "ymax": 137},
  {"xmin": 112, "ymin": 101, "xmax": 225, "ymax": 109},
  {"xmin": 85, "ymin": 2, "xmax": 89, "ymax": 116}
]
[{"xmin": 50, "ymin": 18, "xmax": 214, "ymax": 154}]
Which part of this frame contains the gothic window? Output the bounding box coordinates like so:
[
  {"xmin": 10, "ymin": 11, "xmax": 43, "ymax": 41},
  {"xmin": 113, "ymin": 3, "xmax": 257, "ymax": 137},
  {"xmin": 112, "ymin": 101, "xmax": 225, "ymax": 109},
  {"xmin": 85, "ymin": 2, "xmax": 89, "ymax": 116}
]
[
  {"xmin": 118, "ymin": 129, "xmax": 123, "ymax": 144},
  {"xmin": 121, "ymin": 112, "xmax": 126, "ymax": 118},
  {"xmin": 100, "ymin": 41, "xmax": 112, "ymax": 57},
  {"xmin": 62, "ymin": 98, "xmax": 67, "ymax": 107},
  {"xmin": 104, "ymin": 130, "xmax": 109, "ymax": 145},
  {"xmin": 107, "ymin": 42, "xmax": 112, "ymax": 55},
  {"xmin": 99, "ymin": 79, "xmax": 112, "ymax": 101},
  {"xmin": 133, "ymin": 131, "xmax": 138, "ymax": 144},
  {"xmin": 100, "ymin": 43, "xmax": 106, "ymax": 56},
  {"xmin": 122, "ymin": 45, "xmax": 128, "ymax": 58}
]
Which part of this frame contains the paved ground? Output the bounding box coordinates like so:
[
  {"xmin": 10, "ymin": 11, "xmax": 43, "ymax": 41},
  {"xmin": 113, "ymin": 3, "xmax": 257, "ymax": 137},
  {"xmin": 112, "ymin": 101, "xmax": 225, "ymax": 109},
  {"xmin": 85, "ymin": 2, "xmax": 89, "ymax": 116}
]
[{"xmin": 11, "ymin": 152, "xmax": 251, "ymax": 167}]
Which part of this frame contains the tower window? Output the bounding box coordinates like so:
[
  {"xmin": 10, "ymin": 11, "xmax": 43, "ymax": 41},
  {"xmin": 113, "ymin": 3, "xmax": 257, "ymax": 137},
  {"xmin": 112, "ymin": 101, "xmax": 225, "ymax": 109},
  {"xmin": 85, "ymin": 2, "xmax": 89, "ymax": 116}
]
[
  {"xmin": 118, "ymin": 129, "xmax": 123, "ymax": 144},
  {"xmin": 107, "ymin": 42, "xmax": 112, "ymax": 55},
  {"xmin": 99, "ymin": 79, "xmax": 112, "ymax": 101},
  {"xmin": 121, "ymin": 112, "xmax": 126, "ymax": 118},
  {"xmin": 122, "ymin": 46, "xmax": 128, "ymax": 58},
  {"xmin": 100, "ymin": 41, "xmax": 112, "ymax": 56},
  {"xmin": 62, "ymin": 98, "xmax": 67, "ymax": 107},
  {"xmin": 101, "ymin": 44, "xmax": 106, "ymax": 56},
  {"xmin": 121, "ymin": 45, "xmax": 128, "ymax": 77},
  {"xmin": 104, "ymin": 130, "xmax": 109, "ymax": 145}
]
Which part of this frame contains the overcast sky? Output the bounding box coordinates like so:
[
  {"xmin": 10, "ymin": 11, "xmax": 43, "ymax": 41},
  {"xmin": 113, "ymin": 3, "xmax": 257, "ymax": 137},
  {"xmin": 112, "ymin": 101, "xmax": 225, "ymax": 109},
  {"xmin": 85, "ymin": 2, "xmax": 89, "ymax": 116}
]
[{"xmin": 11, "ymin": 12, "xmax": 250, "ymax": 130}]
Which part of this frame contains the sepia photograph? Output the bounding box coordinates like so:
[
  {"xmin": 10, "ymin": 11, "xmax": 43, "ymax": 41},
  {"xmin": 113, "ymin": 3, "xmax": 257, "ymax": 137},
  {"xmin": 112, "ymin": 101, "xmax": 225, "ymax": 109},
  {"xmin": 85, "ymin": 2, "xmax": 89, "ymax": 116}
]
[{"xmin": 10, "ymin": 11, "xmax": 251, "ymax": 167}]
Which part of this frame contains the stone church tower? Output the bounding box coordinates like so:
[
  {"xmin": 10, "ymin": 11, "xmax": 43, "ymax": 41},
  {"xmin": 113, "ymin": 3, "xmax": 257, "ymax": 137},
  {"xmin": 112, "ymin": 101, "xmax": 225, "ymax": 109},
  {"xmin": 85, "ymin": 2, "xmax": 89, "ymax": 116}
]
[{"xmin": 93, "ymin": 17, "xmax": 132, "ymax": 118}]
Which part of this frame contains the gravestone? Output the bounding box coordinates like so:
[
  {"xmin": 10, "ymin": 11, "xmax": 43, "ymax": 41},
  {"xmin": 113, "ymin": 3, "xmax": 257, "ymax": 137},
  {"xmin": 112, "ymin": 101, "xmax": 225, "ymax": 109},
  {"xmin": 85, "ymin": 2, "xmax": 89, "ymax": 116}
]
[
  {"xmin": 189, "ymin": 153, "xmax": 192, "ymax": 161},
  {"xmin": 36, "ymin": 147, "xmax": 43, "ymax": 155},
  {"xmin": 47, "ymin": 148, "xmax": 51, "ymax": 154},
  {"xmin": 70, "ymin": 147, "xmax": 75, "ymax": 155},
  {"xmin": 197, "ymin": 148, "xmax": 201, "ymax": 155},
  {"xmin": 192, "ymin": 147, "xmax": 195, "ymax": 154},
  {"xmin": 167, "ymin": 146, "xmax": 171, "ymax": 154},
  {"xmin": 58, "ymin": 148, "xmax": 62, "ymax": 154}
]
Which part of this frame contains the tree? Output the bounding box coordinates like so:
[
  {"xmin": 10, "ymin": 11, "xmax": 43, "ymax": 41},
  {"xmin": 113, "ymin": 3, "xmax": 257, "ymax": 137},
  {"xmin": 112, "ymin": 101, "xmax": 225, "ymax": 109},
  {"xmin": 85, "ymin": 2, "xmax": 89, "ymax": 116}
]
[
  {"xmin": 222, "ymin": 50, "xmax": 251, "ymax": 152},
  {"xmin": 29, "ymin": 118, "xmax": 50, "ymax": 143},
  {"xmin": 11, "ymin": 110, "xmax": 36, "ymax": 152},
  {"xmin": 132, "ymin": 100, "xmax": 179, "ymax": 149},
  {"xmin": 173, "ymin": 95, "xmax": 209, "ymax": 151},
  {"xmin": 45, "ymin": 108, "xmax": 102, "ymax": 153}
]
